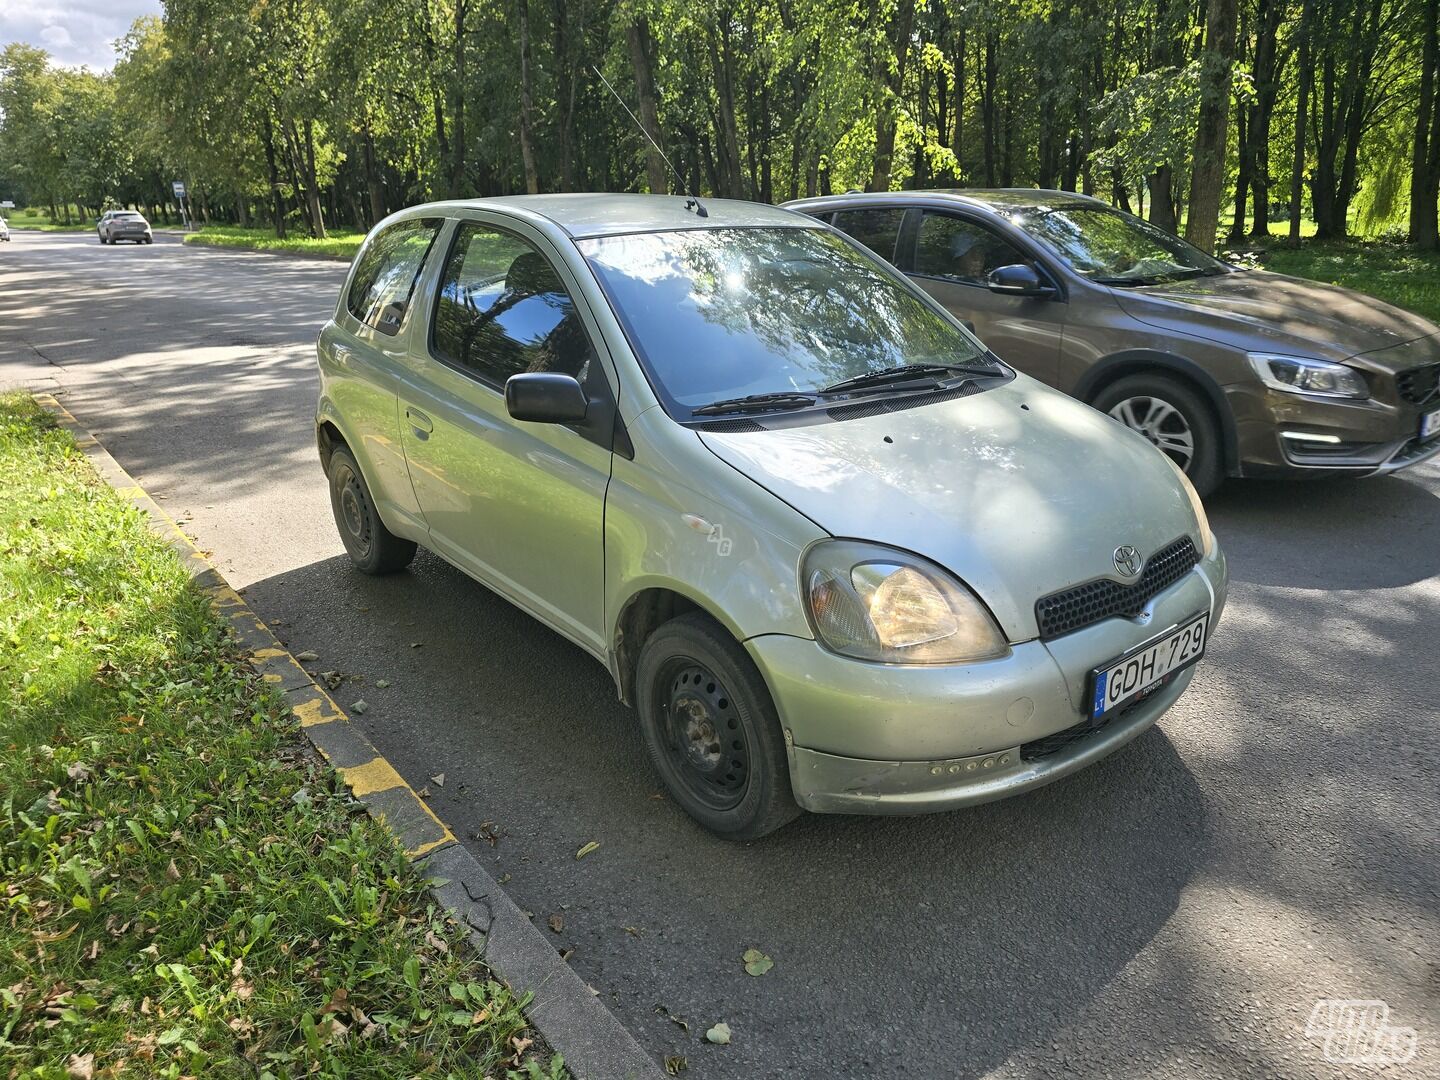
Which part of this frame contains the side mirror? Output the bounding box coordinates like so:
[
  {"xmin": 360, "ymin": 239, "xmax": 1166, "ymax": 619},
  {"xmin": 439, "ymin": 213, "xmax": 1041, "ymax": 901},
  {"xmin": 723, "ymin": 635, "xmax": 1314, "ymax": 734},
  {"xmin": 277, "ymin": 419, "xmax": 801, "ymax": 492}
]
[
  {"xmin": 987, "ymin": 263, "xmax": 1054, "ymax": 297},
  {"xmin": 376, "ymin": 300, "xmax": 406, "ymax": 335},
  {"xmin": 505, "ymin": 372, "xmax": 589, "ymax": 425}
]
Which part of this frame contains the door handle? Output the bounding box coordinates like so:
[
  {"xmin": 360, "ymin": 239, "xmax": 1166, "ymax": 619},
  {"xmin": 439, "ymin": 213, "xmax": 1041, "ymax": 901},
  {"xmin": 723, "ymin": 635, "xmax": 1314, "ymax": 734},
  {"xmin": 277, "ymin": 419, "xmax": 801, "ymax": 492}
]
[{"xmin": 406, "ymin": 407, "xmax": 433, "ymax": 436}]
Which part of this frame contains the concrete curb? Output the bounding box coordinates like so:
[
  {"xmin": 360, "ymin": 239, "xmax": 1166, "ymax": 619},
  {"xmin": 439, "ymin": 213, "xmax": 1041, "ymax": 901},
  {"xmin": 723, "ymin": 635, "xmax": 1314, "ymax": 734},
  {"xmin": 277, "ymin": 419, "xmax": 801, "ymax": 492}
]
[{"xmin": 36, "ymin": 393, "xmax": 662, "ymax": 1080}]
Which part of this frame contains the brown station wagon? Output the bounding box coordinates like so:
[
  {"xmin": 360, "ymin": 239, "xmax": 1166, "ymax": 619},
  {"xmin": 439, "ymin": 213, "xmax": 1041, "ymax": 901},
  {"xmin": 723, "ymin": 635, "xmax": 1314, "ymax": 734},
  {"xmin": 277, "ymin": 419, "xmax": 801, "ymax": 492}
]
[{"xmin": 786, "ymin": 190, "xmax": 1440, "ymax": 495}]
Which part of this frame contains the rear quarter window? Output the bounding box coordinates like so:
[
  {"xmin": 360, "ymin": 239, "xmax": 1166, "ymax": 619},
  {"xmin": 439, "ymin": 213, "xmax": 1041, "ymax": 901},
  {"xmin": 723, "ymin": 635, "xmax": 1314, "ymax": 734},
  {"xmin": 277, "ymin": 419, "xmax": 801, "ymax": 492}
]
[{"xmin": 346, "ymin": 218, "xmax": 442, "ymax": 332}]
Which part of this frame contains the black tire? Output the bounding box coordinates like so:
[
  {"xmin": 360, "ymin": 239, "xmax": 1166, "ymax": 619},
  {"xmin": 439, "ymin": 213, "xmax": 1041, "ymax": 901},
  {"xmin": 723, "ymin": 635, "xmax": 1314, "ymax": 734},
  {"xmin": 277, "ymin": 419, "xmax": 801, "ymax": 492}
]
[
  {"xmin": 98, "ymin": 234, "xmax": 107, "ymax": 244},
  {"xmin": 1092, "ymin": 373, "xmax": 1224, "ymax": 496},
  {"xmin": 326, "ymin": 445, "xmax": 417, "ymax": 574},
  {"xmin": 636, "ymin": 612, "xmax": 800, "ymax": 840}
]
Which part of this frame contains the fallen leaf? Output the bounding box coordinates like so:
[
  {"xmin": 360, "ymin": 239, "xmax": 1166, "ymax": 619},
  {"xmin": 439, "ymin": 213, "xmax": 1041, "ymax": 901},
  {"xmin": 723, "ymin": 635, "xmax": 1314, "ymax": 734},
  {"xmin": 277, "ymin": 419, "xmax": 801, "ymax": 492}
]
[
  {"xmin": 559, "ymin": 948, "xmax": 574, "ymax": 961},
  {"xmin": 575, "ymin": 841, "xmax": 600, "ymax": 860},
  {"xmin": 32, "ymin": 923, "xmax": 78, "ymax": 944},
  {"xmin": 295, "ymin": 651, "xmax": 319, "ymax": 662},
  {"xmin": 429, "ymin": 773, "xmax": 445, "ymax": 787},
  {"xmin": 375, "ymin": 679, "xmax": 391, "ymax": 688},
  {"xmin": 410, "ymin": 642, "xmax": 423, "ymax": 648},
  {"xmin": 320, "ymin": 671, "xmax": 342, "ymax": 690},
  {"xmin": 350, "ymin": 699, "xmax": 368, "ymax": 715},
  {"xmin": 424, "ymin": 929, "xmax": 449, "ymax": 954},
  {"xmin": 548, "ymin": 913, "xmax": 565, "ymax": 934},
  {"xmin": 625, "ymin": 926, "xmax": 644, "ymax": 937},
  {"xmin": 742, "ymin": 948, "xmax": 772, "ymax": 976},
  {"xmin": 67, "ymin": 1052, "xmax": 94, "ymax": 1079},
  {"xmin": 66, "ymin": 762, "xmax": 91, "ymax": 783},
  {"xmin": 654, "ymin": 1003, "xmax": 688, "ymax": 1032},
  {"xmin": 665, "ymin": 1055, "xmax": 688, "ymax": 1075},
  {"xmin": 705, "ymin": 1022, "xmax": 731, "ymax": 1045},
  {"xmin": 166, "ymin": 859, "xmax": 181, "ymax": 881}
]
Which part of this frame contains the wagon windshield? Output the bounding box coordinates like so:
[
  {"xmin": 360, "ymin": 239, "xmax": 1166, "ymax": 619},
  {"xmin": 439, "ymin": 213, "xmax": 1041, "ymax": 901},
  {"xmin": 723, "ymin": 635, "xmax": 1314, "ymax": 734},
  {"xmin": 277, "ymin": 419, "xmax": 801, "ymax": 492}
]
[
  {"xmin": 579, "ymin": 226, "xmax": 999, "ymax": 420},
  {"xmin": 1016, "ymin": 205, "xmax": 1230, "ymax": 285}
]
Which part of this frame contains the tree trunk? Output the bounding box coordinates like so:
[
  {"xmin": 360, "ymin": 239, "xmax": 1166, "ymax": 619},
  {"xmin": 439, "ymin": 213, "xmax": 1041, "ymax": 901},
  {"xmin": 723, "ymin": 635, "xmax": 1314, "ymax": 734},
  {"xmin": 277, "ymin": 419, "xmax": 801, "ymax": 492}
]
[
  {"xmin": 869, "ymin": 0, "xmax": 917, "ymax": 192},
  {"xmin": 517, "ymin": 0, "xmax": 540, "ymax": 194},
  {"xmin": 261, "ymin": 111, "xmax": 287, "ymax": 239},
  {"xmin": 627, "ymin": 18, "xmax": 669, "ymax": 194},
  {"xmin": 1289, "ymin": 0, "xmax": 1312, "ymax": 244},
  {"xmin": 1410, "ymin": 0, "xmax": 1439, "ymax": 247},
  {"xmin": 1186, "ymin": 0, "xmax": 1239, "ymax": 254},
  {"xmin": 302, "ymin": 119, "xmax": 326, "ymax": 239},
  {"xmin": 448, "ymin": 0, "xmax": 469, "ymax": 197},
  {"xmin": 981, "ymin": 33, "xmax": 998, "ymax": 186}
]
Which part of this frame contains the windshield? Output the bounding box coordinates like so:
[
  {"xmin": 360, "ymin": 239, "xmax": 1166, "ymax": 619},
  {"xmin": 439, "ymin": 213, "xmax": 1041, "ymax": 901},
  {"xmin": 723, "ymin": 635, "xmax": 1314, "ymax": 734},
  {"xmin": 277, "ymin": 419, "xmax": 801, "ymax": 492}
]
[
  {"xmin": 1016, "ymin": 205, "xmax": 1229, "ymax": 284},
  {"xmin": 579, "ymin": 226, "xmax": 996, "ymax": 418}
]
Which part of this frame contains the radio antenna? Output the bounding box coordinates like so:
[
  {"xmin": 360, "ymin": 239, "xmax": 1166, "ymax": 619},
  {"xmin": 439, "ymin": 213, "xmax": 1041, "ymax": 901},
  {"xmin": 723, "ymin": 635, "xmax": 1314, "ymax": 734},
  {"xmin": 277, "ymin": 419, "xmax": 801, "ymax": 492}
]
[{"xmin": 591, "ymin": 64, "xmax": 706, "ymax": 217}]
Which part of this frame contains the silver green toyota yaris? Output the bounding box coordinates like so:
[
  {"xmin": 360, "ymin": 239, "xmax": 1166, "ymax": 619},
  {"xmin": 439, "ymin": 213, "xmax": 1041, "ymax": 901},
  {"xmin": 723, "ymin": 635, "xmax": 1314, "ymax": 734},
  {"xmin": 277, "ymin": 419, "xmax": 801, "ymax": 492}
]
[{"xmin": 316, "ymin": 194, "xmax": 1228, "ymax": 839}]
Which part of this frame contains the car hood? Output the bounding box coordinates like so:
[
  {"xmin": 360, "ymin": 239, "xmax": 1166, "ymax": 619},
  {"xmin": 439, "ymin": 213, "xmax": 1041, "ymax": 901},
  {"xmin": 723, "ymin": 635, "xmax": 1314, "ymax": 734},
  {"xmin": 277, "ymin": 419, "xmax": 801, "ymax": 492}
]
[
  {"xmin": 1109, "ymin": 270, "xmax": 1440, "ymax": 366},
  {"xmin": 697, "ymin": 380, "xmax": 1202, "ymax": 642}
]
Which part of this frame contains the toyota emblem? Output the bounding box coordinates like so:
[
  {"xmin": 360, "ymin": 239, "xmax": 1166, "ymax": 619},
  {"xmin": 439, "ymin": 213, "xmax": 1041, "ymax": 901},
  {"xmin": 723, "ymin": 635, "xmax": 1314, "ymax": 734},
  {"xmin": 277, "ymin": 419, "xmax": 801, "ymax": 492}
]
[{"xmin": 1113, "ymin": 545, "xmax": 1143, "ymax": 579}]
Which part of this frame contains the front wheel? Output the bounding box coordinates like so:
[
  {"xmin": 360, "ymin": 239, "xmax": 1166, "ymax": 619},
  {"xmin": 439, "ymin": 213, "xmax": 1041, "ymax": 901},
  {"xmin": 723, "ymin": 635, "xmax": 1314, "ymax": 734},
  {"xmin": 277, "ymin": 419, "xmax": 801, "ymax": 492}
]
[
  {"xmin": 636, "ymin": 612, "xmax": 799, "ymax": 840},
  {"xmin": 326, "ymin": 446, "xmax": 417, "ymax": 574},
  {"xmin": 1092, "ymin": 373, "xmax": 1224, "ymax": 496}
]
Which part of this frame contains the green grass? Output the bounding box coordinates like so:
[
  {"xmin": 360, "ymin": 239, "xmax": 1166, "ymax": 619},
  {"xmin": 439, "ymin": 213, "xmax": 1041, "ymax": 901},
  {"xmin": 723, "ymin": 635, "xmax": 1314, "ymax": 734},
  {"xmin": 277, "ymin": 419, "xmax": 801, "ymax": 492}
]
[
  {"xmin": 1248, "ymin": 238, "xmax": 1440, "ymax": 324},
  {"xmin": 4, "ymin": 209, "xmax": 94, "ymax": 232},
  {"xmin": 184, "ymin": 225, "xmax": 365, "ymax": 260},
  {"xmin": 0, "ymin": 393, "xmax": 563, "ymax": 1080}
]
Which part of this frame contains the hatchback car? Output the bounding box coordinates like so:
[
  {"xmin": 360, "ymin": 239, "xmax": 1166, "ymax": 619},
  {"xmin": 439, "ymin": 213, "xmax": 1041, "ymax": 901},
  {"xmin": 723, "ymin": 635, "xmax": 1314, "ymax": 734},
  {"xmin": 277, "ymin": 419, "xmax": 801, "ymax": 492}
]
[
  {"xmin": 316, "ymin": 195, "xmax": 1228, "ymax": 838},
  {"xmin": 786, "ymin": 190, "xmax": 1440, "ymax": 494},
  {"xmin": 97, "ymin": 209, "xmax": 153, "ymax": 244}
]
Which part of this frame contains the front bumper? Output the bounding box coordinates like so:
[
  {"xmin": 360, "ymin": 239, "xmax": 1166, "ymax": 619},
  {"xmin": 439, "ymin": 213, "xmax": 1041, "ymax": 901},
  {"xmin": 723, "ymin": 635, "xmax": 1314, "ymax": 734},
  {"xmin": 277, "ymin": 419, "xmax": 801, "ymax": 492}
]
[
  {"xmin": 1228, "ymin": 382, "xmax": 1440, "ymax": 477},
  {"xmin": 747, "ymin": 544, "xmax": 1227, "ymax": 815}
]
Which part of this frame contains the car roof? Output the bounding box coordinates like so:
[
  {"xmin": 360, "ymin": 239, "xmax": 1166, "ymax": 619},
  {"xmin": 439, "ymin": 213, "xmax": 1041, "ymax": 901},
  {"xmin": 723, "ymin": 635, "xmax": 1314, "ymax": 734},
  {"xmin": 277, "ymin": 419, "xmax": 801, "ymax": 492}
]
[
  {"xmin": 785, "ymin": 188, "xmax": 1109, "ymax": 214},
  {"xmin": 396, "ymin": 193, "xmax": 812, "ymax": 239}
]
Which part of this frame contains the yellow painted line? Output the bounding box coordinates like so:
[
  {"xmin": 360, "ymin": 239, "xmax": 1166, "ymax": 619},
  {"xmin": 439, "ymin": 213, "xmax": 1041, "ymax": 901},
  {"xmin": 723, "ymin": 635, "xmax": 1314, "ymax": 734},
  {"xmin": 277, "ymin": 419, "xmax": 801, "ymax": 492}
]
[
  {"xmin": 292, "ymin": 697, "xmax": 344, "ymax": 728},
  {"xmin": 407, "ymin": 835, "xmax": 453, "ymax": 859},
  {"xmin": 115, "ymin": 485, "xmax": 146, "ymax": 499},
  {"xmin": 337, "ymin": 756, "xmax": 409, "ymax": 798},
  {"xmin": 251, "ymin": 647, "xmax": 292, "ymax": 663}
]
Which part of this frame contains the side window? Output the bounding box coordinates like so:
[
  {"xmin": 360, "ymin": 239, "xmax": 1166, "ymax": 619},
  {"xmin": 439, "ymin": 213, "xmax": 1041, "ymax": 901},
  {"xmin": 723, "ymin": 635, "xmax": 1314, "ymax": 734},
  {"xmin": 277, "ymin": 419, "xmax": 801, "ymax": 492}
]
[
  {"xmin": 432, "ymin": 222, "xmax": 597, "ymax": 387},
  {"xmin": 914, "ymin": 212, "xmax": 1029, "ymax": 286},
  {"xmin": 346, "ymin": 217, "xmax": 441, "ymax": 333},
  {"xmin": 831, "ymin": 207, "xmax": 905, "ymax": 263}
]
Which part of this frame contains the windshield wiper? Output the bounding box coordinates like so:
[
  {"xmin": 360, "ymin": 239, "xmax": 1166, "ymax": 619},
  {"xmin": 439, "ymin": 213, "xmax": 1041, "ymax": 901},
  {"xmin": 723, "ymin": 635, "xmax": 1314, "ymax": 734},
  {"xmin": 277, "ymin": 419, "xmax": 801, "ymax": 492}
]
[
  {"xmin": 691, "ymin": 391, "xmax": 819, "ymax": 416},
  {"xmin": 820, "ymin": 362, "xmax": 999, "ymax": 396}
]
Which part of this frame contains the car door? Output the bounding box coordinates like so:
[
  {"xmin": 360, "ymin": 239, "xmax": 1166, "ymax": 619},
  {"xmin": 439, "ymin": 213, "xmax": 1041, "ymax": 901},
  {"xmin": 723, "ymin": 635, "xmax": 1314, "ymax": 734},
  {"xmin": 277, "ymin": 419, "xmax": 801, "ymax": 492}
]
[
  {"xmin": 899, "ymin": 210, "xmax": 1067, "ymax": 384},
  {"xmin": 398, "ymin": 216, "xmax": 615, "ymax": 656},
  {"xmin": 324, "ymin": 215, "xmax": 443, "ymax": 532}
]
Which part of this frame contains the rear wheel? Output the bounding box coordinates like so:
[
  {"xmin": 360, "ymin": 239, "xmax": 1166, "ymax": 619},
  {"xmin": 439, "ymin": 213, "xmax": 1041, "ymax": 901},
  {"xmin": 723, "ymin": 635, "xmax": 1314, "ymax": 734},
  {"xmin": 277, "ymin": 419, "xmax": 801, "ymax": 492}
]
[
  {"xmin": 1093, "ymin": 373, "xmax": 1224, "ymax": 496},
  {"xmin": 327, "ymin": 446, "xmax": 417, "ymax": 574},
  {"xmin": 636, "ymin": 612, "xmax": 799, "ymax": 840}
]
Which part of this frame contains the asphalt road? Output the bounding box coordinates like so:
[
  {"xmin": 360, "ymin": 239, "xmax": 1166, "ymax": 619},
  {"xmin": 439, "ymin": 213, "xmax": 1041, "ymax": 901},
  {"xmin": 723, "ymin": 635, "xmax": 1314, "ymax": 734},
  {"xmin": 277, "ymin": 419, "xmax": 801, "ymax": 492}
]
[{"xmin": 3, "ymin": 230, "xmax": 1436, "ymax": 1078}]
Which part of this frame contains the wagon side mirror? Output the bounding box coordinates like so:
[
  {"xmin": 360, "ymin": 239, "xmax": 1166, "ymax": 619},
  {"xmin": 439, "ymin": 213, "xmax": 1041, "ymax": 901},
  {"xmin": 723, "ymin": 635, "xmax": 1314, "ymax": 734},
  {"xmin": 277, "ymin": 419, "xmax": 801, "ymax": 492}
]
[{"xmin": 987, "ymin": 263, "xmax": 1055, "ymax": 298}]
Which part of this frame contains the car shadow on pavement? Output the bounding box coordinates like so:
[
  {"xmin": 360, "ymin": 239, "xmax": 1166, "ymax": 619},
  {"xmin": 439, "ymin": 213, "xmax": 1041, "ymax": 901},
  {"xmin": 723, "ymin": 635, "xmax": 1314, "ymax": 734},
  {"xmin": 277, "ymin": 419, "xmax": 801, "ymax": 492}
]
[
  {"xmin": 242, "ymin": 548, "xmax": 1209, "ymax": 1079},
  {"xmin": 1207, "ymin": 471, "xmax": 1440, "ymax": 589}
]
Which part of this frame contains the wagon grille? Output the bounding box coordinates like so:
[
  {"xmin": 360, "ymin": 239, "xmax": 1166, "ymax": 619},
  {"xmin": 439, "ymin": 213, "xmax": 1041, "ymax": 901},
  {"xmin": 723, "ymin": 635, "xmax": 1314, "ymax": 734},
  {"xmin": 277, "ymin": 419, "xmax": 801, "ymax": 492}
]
[
  {"xmin": 1034, "ymin": 536, "xmax": 1198, "ymax": 641},
  {"xmin": 1396, "ymin": 363, "xmax": 1440, "ymax": 406}
]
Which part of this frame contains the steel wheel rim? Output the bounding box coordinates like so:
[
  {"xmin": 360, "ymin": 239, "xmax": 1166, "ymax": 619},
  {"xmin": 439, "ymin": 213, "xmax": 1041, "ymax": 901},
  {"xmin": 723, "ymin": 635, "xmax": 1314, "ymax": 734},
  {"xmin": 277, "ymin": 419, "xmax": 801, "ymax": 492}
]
[
  {"xmin": 658, "ymin": 660, "xmax": 749, "ymax": 811},
  {"xmin": 333, "ymin": 463, "xmax": 373, "ymax": 558},
  {"xmin": 1108, "ymin": 395, "xmax": 1195, "ymax": 470}
]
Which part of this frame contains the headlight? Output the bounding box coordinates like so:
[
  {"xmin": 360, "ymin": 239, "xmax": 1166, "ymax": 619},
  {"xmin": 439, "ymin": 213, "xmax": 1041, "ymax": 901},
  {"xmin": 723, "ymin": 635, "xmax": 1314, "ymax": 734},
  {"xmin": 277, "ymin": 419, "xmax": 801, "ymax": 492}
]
[
  {"xmin": 801, "ymin": 540, "xmax": 1007, "ymax": 663},
  {"xmin": 1164, "ymin": 455, "xmax": 1215, "ymax": 557},
  {"xmin": 1247, "ymin": 353, "xmax": 1368, "ymax": 399}
]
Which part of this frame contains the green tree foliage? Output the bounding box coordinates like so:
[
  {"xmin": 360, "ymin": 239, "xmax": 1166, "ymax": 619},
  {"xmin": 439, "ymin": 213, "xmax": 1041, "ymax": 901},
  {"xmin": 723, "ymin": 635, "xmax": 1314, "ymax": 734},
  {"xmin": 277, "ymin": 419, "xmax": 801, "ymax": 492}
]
[{"xmin": 0, "ymin": 0, "xmax": 1434, "ymax": 246}]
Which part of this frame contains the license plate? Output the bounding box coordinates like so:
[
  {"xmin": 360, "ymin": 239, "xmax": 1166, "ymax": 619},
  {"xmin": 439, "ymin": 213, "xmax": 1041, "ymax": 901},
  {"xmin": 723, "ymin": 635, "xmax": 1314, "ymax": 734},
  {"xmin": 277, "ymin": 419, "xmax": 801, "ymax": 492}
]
[
  {"xmin": 1090, "ymin": 613, "xmax": 1208, "ymax": 718},
  {"xmin": 1422, "ymin": 409, "xmax": 1440, "ymax": 440}
]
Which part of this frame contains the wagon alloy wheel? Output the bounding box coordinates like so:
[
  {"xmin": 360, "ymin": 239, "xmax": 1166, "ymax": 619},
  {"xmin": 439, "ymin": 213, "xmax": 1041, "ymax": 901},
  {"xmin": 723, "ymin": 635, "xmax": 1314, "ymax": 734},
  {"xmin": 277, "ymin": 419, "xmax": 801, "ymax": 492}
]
[
  {"xmin": 660, "ymin": 660, "xmax": 750, "ymax": 811},
  {"xmin": 1108, "ymin": 395, "xmax": 1195, "ymax": 470}
]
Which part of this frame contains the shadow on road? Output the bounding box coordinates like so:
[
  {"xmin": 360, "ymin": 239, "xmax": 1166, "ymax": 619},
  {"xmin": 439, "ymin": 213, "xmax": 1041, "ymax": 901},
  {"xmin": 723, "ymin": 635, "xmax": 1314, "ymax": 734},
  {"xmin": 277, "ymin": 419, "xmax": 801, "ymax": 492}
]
[
  {"xmin": 243, "ymin": 548, "xmax": 1208, "ymax": 1078},
  {"xmin": 1208, "ymin": 474, "xmax": 1440, "ymax": 589}
]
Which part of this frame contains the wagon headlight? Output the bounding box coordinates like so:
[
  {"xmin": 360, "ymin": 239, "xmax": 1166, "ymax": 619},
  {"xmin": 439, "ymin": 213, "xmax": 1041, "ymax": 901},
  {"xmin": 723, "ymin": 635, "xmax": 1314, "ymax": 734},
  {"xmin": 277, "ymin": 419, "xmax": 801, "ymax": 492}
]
[
  {"xmin": 1247, "ymin": 353, "xmax": 1368, "ymax": 399},
  {"xmin": 802, "ymin": 540, "xmax": 1008, "ymax": 663}
]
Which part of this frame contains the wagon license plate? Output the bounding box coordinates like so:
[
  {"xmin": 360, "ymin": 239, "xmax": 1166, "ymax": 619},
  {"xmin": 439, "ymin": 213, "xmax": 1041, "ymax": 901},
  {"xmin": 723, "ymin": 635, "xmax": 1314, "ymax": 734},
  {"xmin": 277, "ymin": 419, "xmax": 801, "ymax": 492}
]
[
  {"xmin": 1090, "ymin": 613, "xmax": 1208, "ymax": 719},
  {"xmin": 1421, "ymin": 408, "xmax": 1440, "ymax": 440}
]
